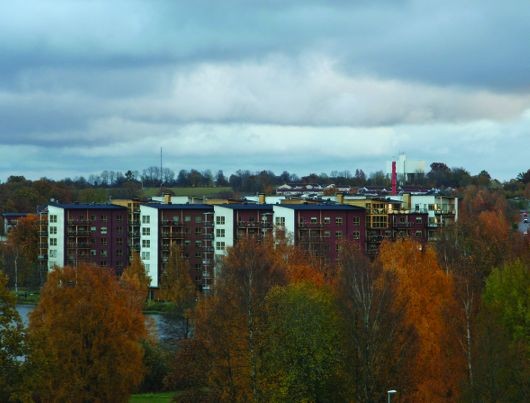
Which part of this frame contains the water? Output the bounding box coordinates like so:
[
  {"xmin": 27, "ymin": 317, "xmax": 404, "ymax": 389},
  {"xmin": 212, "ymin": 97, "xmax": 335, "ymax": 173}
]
[{"xmin": 15, "ymin": 305, "xmax": 164, "ymax": 338}]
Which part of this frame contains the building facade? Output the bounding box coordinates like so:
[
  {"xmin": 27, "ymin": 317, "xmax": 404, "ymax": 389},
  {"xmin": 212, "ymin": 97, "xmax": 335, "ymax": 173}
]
[
  {"xmin": 47, "ymin": 203, "xmax": 129, "ymax": 274},
  {"xmin": 272, "ymin": 204, "xmax": 366, "ymax": 265},
  {"xmin": 139, "ymin": 204, "xmax": 215, "ymax": 291}
]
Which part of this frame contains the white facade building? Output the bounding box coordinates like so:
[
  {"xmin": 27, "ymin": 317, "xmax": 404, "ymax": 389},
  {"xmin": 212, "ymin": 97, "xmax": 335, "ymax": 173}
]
[
  {"xmin": 47, "ymin": 205, "xmax": 66, "ymax": 270},
  {"xmin": 386, "ymin": 153, "xmax": 426, "ymax": 183},
  {"xmin": 139, "ymin": 205, "xmax": 160, "ymax": 287}
]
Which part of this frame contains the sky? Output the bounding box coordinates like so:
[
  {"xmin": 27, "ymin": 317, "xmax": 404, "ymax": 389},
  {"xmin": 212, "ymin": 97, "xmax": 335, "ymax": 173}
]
[{"xmin": 0, "ymin": 0, "xmax": 529, "ymax": 182}]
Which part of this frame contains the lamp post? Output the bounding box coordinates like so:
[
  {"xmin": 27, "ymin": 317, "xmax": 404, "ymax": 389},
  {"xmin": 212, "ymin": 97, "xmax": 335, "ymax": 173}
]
[{"xmin": 387, "ymin": 389, "xmax": 397, "ymax": 403}]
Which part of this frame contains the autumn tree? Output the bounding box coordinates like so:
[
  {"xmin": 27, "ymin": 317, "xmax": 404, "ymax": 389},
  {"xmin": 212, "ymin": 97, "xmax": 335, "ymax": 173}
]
[
  {"xmin": 379, "ymin": 239, "xmax": 465, "ymax": 402},
  {"xmin": 28, "ymin": 264, "xmax": 146, "ymax": 402},
  {"xmin": 121, "ymin": 251, "xmax": 151, "ymax": 308},
  {"xmin": 159, "ymin": 244, "xmax": 197, "ymax": 344},
  {"xmin": 259, "ymin": 283, "xmax": 343, "ymax": 402},
  {"xmin": 0, "ymin": 272, "xmax": 30, "ymax": 402},
  {"xmin": 170, "ymin": 237, "xmax": 287, "ymax": 401},
  {"xmin": 335, "ymin": 244, "xmax": 417, "ymax": 402},
  {"xmin": 3, "ymin": 214, "xmax": 41, "ymax": 290}
]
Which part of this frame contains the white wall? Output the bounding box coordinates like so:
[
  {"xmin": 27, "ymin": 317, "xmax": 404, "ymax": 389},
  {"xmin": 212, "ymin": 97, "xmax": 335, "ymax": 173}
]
[
  {"xmin": 139, "ymin": 205, "xmax": 159, "ymax": 287},
  {"xmin": 272, "ymin": 206, "xmax": 295, "ymax": 244},
  {"xmin": 213, "ymin": 206, "xmax": 234, "ymax": 257},
  {"xmin": 47, "ymin": 205, "xmax": 65, "ymax": 270}
]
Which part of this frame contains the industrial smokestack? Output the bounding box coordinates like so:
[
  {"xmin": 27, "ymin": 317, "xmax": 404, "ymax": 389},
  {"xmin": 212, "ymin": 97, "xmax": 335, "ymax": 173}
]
[{"xmin": 391, "ymin": 161, "xmax": 397, "ymax": 195}]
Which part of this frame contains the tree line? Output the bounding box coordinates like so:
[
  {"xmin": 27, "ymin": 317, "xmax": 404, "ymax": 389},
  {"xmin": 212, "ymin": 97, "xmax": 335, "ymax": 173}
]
[{"xmin": 1, "ymin": 186, "xmax": 528, "ymax": 402}]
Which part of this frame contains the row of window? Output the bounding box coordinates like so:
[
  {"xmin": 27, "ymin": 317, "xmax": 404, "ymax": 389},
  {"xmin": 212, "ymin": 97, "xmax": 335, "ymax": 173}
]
[
  {"xmin": 142, "ymin": 215, "xmax": 211, "ymax": 224},
  {"xmin": 275, "ymin": 216, "xmax": 361, "ymax": 226}
]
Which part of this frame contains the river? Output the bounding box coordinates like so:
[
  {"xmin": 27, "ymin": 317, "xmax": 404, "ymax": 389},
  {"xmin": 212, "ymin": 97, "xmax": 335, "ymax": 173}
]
[{"xmin": 16, "ymin": 305, "xmax": 165, "ymax": 338}]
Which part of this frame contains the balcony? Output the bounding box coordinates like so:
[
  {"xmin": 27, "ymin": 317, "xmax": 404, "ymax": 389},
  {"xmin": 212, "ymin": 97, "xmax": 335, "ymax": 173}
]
[{"xmin": 298, "ymin": 222, "xmax": 324, "ymax": 228}]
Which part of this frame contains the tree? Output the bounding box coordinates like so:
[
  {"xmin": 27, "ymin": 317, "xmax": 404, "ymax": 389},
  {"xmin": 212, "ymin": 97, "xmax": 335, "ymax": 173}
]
[
  {"xmin": 335, "ymin": 244, "xmax": 417, "ymax": 402},
  {"xmin": 121, "ymin": 251, "xmax": 151, "ymax": 308},
  {"xmin": 28, "ymin": 264, "xmax": 146, "ymax": 402},
  {"xmin": 181, "ymin": 238, "xmax": 287, "ymax": 401},
  {"xmin": 259, "ymin": 283, "xmax": 343, "ymax": 402},
  {"xmin": 4, "ymin": 214, "xmax": 40, "ymax": 289},
  {"xmin": 379, "ymin": 239, "xmax": 465, "ymax": 401},
  {"xmin": 159, "ymin": 244, "xmax": 196, "ymax": 344},
  {"xmin": 0, "ymin": 272, "xmax": 29, "ymax": 402},
  {"xmin": 215, "ymin": 170, "xmax": 229, "ymax": 187}
]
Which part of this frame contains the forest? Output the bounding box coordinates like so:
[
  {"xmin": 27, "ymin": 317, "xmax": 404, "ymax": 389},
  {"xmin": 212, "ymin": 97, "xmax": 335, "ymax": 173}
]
[{"xmin": 1, "ymin": 184, "xmax": 529, "ymax": 402}]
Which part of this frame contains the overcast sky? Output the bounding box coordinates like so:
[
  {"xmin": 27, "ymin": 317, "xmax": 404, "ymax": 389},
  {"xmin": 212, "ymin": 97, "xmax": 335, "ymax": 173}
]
[{"xmin": 1, "ymin": 0, "xmax": 529, "ymax": 182}]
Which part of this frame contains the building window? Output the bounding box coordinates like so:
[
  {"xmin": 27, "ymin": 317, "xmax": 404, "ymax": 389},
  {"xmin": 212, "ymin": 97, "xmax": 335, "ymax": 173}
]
[
  {"xmin": 216, "ymin": 216, "xmax": 225, "ymax": 225},
  {"xmin": 49, "ymin": 249, "xmax": 57, "ymax": 258},
  {"xmin": 416, "ymin": 230, "xmax": 423, "ymax": 237},
  {"xmin": 101, "ymin": 215, "xmax": 108, "ymax": 222},
  {"xmin": 90, "ymin": 226, "xmax": 97, "ymax": 232},
  {"xmin": 336, "ymin": 217, "xmax": 343, "ymax": 225},
  {"xmin": 50, "ymin": 215, "xmax": 57, "ymax": 223},
  {"xmin": 101, "ymin": 250, "xmax": 108, "ymax": 257},
  {"xmin": 90, "ymin": 249, "xmax": 97, "ymax": 256},
  {"xmin": 116, "ymin": 215, "xmax": 122, "ymax": 221},
  {"xmin": 142, "ymin": 239, "xmax": 150, "ymax": 248},
  {"xmin": 195, "ymin": 251, "xmax": 202, "ymax": 258},
  {"xmin": 335, "ymin": 231, "xmax": 343, "ymax": 239},
  {"xmin": 184, "ymin": 215, "xmax": 191, "ymax": 222},
  {"xmin": 101, "ymin": 238, "xmax": 107, "ymax": 245},
  {"xmin": 275, "ymin": 217, "xmax": 285, "ymax": 226},
  {"xmin": 49, "ymin": 226, "xmax": 57, "ymax": 235},
  {"xmin": 353, "ymin": 231, "xmax": 360, "ymax": 240},
  {"xmin": 353, "ymin": 216, "xmax": 360, "ymax": 226},
  {"xmin": 49, "ymin": 238, "xmax": 57, "ymax": 246},
  {"xmin": 100, "ymin": 227, "xmax": 107, "ymax": 235},
  {"xmin": 90, "ymin": 215, "xmax": 96, "ymax": 221},
  {"xmin": 184, "ymin": 240, "xmax": 191, "ymax": 246},
  {"xmin": 117, "ymin": 249, "xmax": 123, "ymax": 256},
  {"xmin": 416, "ymin": 216, "xmax": 423, "ymax": 223},
  {"xmin": 399, "ymin": 216, "xmax": 406, "ymax": 223},
  {"xmin": 310, "ymin": 217, "xmax": 318, "ymax": 224},
  {"xmin": 172, "ymin": 216, "xmax": 180, "ymax": 223},
  {"xmin": 323, "ymin": 231, "xmax": 331, "ymax": 238},
  {"xmin": 145, "ymin": 264, "xmax": 150, "ymax": 272},
  {"xmin": 141, "ymin": 251, "xmax": 150, "ymax": 260},
  {"xmin": 195, "ymin": 216, "xmax": 202, "ymax": 223},
  {"xmin": 117, "ymin": 238, "xmax": 123, "ymax": 246},
  {"xmin": 100, "ymin": 261, "xmax": 107, "ymax": 267},
  {"xmin": 195, "ymin": 240, "xmax": 202, "ymax": 247},
  {"xmin": 142, "ymin": 227, "xmax": 150, "ymax": 236},
  {"xmin": 142, "ymin": 215, "xmax": 150, "ymax": 224},
  {"xmin": 216, "ymin": 228, "xmax": 225, "ymax": 237},
  {"xmin": 324, "ymin": 217, "xmax": 330, "ymax": 224},
  {"xmin": 428, "ymin": 204, "xmax": 435, "ymax": 211},
  {"xmin": 216, "ymin": 241, "xmax": 226, "ymax": 251},
  {"xmin": 195, "ymin": 227, "xmax": 202, "ymax": 235}
]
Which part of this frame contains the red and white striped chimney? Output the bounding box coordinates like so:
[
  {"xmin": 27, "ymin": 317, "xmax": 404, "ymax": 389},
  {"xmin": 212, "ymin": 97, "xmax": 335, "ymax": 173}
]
[{"xmin": 391, "ymin": 161, "xmax": 397, "ymax": 195}]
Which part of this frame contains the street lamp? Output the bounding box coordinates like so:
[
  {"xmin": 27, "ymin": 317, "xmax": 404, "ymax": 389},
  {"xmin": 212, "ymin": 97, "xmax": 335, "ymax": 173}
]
[{"xmin": 387, "ymin": 389, "xmax": 397, "ymax": 403}]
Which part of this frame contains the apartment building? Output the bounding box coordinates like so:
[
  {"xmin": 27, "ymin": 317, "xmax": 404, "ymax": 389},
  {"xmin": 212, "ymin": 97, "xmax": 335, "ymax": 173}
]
[
  {"xmin": 272, "ymin": 204, "xmax": 366, "ymax": 265},
  {"xmin": 47, "ymin": 203, "xmax": 129, "ymax": 274},
  {"xmin": 139, "ymin": 203, "xmax": 215, "ymax": 291},
  {"xmin": 212, "ymin": 204, "xmax": 274, "ymax": 259}
]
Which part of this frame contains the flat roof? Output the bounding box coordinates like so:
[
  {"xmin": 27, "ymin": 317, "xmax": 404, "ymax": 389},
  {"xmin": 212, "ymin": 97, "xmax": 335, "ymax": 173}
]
[
  {"xmin": 215, "ymin": 204, "xmax": 273, "ymax": 211},
  {"xmin": 141, "ymin": 203, "xmax": 214, "ymax": 210},
  {"xmin": 48, "ymin": 203, "xmax": 127, "ymax": 210},
  {"xmin": 274, "ymin": 204, "xmax": 365, "ymax": 211}
]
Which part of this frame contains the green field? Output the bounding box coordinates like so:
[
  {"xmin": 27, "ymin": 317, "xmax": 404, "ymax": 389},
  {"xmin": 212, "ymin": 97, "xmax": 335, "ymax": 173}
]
[
  {"xmin": 142, "ymin": 187, "xmax": 232, "ymax": 198},
  {"xmin": 129, "ymin": 391, "xmax": 175, "ymax": 403}
]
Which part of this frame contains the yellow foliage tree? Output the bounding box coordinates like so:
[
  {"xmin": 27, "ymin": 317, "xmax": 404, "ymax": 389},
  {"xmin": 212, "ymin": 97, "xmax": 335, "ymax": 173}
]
[
  {"xmin": 28, "ymin": 264, "xmax": 146, "ymax": 402},
  {"xmin": 379, "ymin": 239, "xmax": 465, "ymax": 402}
]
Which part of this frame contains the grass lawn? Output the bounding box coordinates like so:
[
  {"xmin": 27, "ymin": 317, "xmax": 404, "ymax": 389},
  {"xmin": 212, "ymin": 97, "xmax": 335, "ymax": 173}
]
[
  {"xmin": 129, "ymin": 391, "xmax": 176, "ymax": 403},
  {"xmin": 142, "ymin": 187, "xmax": 232, "ymax": 197}
]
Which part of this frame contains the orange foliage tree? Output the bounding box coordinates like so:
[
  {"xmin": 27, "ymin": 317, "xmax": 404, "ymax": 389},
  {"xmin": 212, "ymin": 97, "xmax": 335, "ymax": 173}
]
[
  {"xmin": 379, "ymin": 239, "xmax": 465, "ymax": 402},
  {"xmin": 121, "ymin": 250, "xmax": 151, "ymax": 308},
  {"xmin": 28, "ymin": 264, "xmax": 146, "ymax": 402}
]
